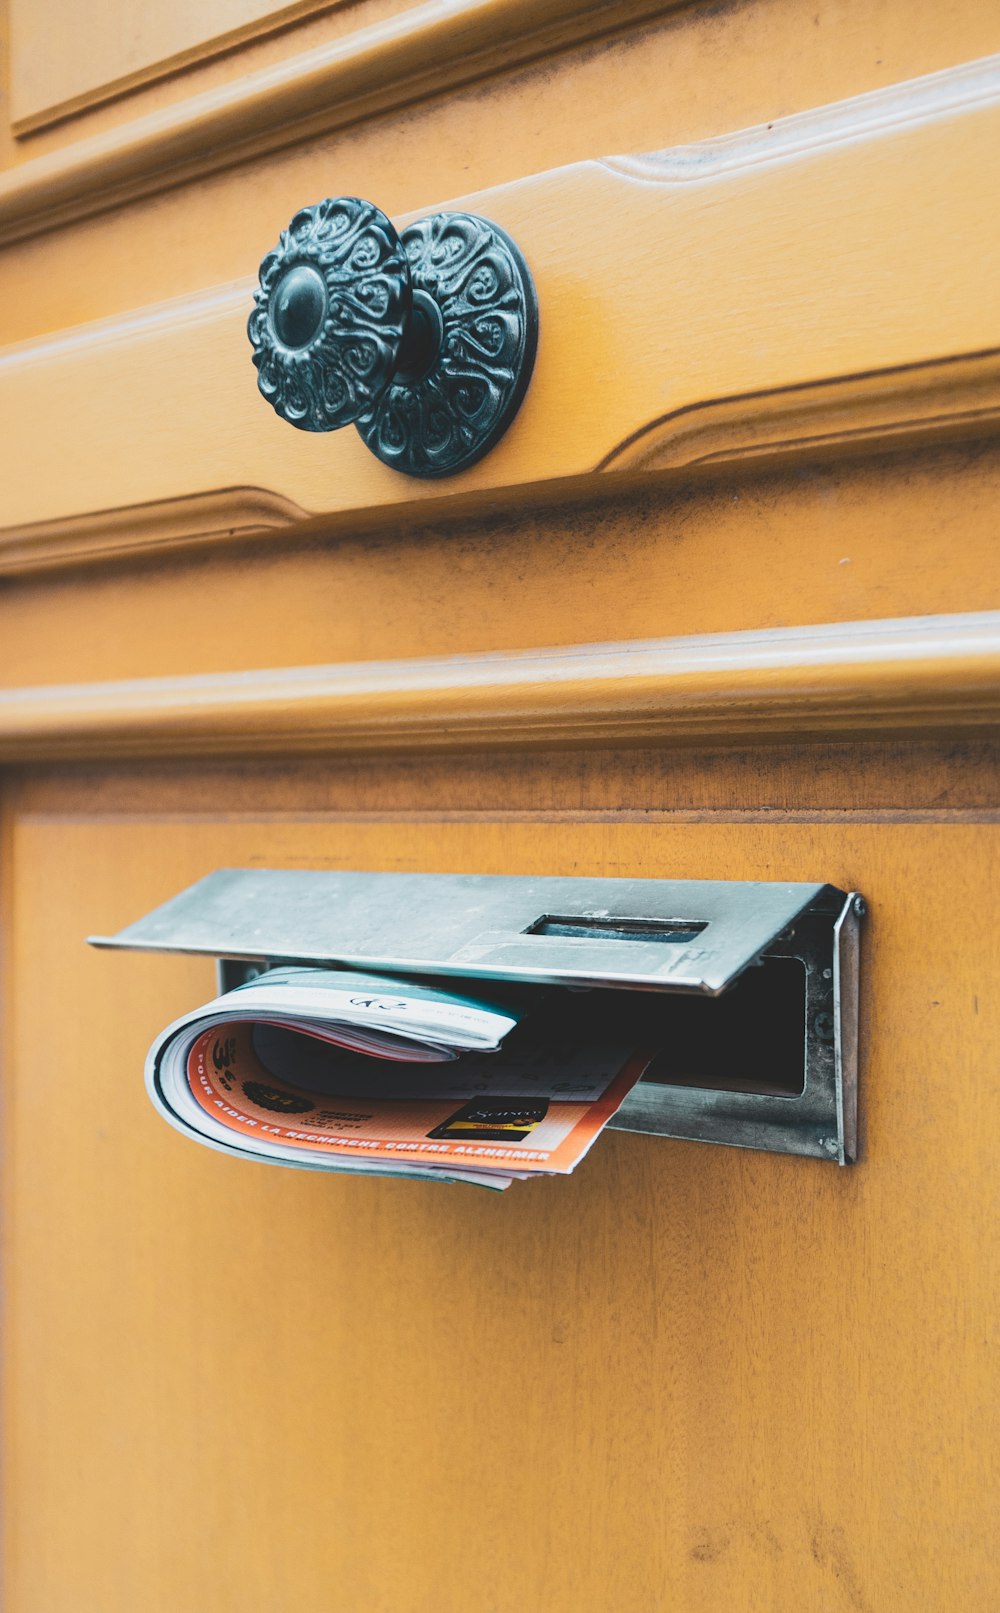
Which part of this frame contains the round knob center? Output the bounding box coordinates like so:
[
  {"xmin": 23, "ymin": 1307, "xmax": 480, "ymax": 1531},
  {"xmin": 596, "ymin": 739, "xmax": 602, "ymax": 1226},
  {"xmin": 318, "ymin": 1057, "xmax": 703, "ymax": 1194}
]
[{"xmin": 271, "ymin": 264, "xmax": 327, "ymax": 349}]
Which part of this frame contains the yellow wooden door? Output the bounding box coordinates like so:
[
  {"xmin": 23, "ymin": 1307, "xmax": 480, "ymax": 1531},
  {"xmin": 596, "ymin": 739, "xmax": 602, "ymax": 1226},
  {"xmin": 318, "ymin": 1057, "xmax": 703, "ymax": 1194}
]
[{"xmin": 2, "ymin": 3, "xmax": 998, "ymax": 1609}]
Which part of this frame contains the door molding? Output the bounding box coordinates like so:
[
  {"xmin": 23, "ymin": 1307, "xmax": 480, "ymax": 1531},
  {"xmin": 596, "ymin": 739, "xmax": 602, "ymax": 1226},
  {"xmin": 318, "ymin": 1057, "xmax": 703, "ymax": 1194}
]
[
  {"xmin": 3, "ymin": 55, "xmax": 1000, "ymax": 566},
  {"xmin": 0, "ymin": 0, "xmax": 684, "ymax": 240},
  {"xmin": 1, "ymin": 611, "xmax": 997, "ymax": 761}
]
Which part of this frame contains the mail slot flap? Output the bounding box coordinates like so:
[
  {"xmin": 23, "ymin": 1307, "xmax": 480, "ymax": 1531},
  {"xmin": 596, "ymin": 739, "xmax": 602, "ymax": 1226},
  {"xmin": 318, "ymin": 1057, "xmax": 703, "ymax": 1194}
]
[{"xmin": 90, "ymin": 869, "xmax": 842, "ymax": 995}]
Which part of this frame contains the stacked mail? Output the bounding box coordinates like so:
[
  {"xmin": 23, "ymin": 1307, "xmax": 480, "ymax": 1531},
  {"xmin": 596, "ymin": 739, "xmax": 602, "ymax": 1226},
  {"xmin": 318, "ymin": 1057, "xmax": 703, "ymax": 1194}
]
[{"xmin": 147, "ymin": 965, "xmax": 648, "ymax": 1190}]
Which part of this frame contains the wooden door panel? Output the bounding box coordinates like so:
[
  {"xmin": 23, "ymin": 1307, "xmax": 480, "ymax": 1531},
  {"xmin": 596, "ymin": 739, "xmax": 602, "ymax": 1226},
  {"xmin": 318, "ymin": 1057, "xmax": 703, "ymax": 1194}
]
[
  {"xmin": 5, "ymin": 0, "xmax": 1000, "ymax": 249},
  {"xmin": 1, "ymin": 440, "xmax": 999, "ymax": 673},
  {"xmin": 3, "ymin": 795, "xmax": 996, "ymax": 1612},
  {"xmin": 3, "ymin": 1, "xmax": 998, "ymax": 1608},
  {"xmin": 9, "ymin": 0, "xmax": 346, "ymax": 134},
  {"xmin": 2, "ymin": 57, "xmax": 999, "ymax": 545},
  {"xmin": 0, "ymin": 0, "xmax": 691, "ymax": 226}
]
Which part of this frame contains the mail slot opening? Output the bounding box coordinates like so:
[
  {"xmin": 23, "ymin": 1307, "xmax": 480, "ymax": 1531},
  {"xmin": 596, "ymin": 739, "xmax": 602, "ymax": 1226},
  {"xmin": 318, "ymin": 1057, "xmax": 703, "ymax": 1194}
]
[
  {"xmin": 524, "ymin": 915, "xmax": 708, "ymax": 944},
  {"xmin": 210, "ymin": 959, "xmax": 806, "ymax": 1105},
  {"xmin": 631, "ymin": 955, "xmax": 806, "ymax": 1096}
]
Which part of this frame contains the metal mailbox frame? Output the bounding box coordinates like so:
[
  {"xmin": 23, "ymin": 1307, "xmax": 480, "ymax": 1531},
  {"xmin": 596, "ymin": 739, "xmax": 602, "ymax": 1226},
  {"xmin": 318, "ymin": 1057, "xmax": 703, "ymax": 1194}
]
[{"xmin": 91, "ymin": 869, "xmax": 864, "ymax": 1164}]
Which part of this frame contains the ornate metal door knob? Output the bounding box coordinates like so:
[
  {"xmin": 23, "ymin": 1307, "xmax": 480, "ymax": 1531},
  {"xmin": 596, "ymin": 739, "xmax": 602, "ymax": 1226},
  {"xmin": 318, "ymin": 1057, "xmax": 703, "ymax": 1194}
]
[{"xmin": 248, "ymin": 196, "xmax": 538, "ymax": 478}]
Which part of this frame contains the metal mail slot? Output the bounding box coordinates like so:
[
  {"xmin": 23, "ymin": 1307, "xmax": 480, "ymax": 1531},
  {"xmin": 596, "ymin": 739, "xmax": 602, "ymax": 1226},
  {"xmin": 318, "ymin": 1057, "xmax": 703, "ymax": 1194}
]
[{"xmin": 91, "ymin": 870, "xmax": 864, "ymax": 1164}]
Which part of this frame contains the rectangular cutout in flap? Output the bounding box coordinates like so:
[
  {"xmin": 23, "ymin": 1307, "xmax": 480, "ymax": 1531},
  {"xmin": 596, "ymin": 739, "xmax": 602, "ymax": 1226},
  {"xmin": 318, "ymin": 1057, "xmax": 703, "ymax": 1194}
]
[{"xmin": 525, "ymin": 916, "xmax": 707, "ymax": 943}]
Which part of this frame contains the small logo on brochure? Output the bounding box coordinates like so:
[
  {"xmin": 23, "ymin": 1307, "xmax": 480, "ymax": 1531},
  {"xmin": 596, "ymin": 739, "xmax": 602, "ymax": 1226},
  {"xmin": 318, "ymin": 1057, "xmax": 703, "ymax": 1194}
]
[
  {"xmin": 241, "ymin": 1081, "xmax": 316, "ymax": 1115},
  {"xmin": 427, "ymin": 1097, "xmax": 549, "ymax": 1143}
]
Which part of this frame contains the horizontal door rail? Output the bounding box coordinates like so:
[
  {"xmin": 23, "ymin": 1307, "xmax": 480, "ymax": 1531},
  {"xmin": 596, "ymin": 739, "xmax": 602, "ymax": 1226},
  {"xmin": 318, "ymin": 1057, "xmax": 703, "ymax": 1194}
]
[
  {"xmin": 2, "ymin": 55, "xmax": 1000, "ymax": 553},
  {"xmin": 0, "ymin": 611, "xmax": 997, "ymax": 762},
  {"xmin": 0, "ymin": 0, "xmax": 684, "ymax": 242}
]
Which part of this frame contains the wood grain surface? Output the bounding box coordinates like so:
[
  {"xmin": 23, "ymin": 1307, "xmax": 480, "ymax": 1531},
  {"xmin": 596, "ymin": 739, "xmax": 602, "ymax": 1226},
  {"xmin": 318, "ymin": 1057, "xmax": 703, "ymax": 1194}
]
[
  {"xmin": 2, "ymin": 795, "xmax": 996, "ymax": 1613},
  {"xmin": 1, "ymin": 0, "xmax": 688, "ymax": 215},
  {"xmin": 4, "ymin": 55, "xmax": 1000, "ymax": 544},
  {"xmin": 9, "ymin": 0, "xmax": 344, "ymax": 132},
  {"xmin": 3, "ymin": 438, "xmax": 999, "ymax": 686},
  {"xmin": 2, "ymin": 1, "xmax": 998, "ymax": 1609},
  {"xmin": 1, "ymin": 611, "xmax": 999, "ymax": 762}
]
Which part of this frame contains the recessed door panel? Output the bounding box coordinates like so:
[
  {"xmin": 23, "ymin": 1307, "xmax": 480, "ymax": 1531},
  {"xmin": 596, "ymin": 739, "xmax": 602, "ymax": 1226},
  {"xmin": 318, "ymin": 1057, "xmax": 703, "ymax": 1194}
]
[{"xmin": 2, "ymin": 800, "xmax": 996, "ymax": 1612}]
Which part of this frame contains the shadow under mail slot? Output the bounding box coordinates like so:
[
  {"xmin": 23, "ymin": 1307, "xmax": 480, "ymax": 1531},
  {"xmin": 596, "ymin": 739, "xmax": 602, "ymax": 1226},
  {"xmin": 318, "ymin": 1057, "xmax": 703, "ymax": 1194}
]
[{"xmin": 145, "ymin": 968, "xmax": 652, "ymax": 1192}]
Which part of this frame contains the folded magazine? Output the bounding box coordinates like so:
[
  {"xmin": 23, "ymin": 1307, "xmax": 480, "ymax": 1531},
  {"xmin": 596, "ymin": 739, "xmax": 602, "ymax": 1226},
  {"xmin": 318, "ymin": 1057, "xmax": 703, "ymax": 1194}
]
[{"xmin": 146, "ymin": 966, "xmax": 649, "ymax": 1190}]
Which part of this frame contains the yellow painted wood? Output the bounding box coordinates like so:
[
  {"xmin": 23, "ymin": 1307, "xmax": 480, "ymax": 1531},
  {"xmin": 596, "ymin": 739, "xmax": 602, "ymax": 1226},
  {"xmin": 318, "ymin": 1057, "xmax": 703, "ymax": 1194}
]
[
  {"xmin": 4, "ymin": 57, "xmax": 1000, "ymax": 536},
  {"xmin": 1, "ymin": 611, "xmax": 999, "ymax": 762},
  {"xmin": 8, "ymin": 730, "xmax": 1000, "ymax": 823},
  {"xmin": 8, "ymin": 0, "xmax": 349, "ymax": 132},
  {"xmin": 4, "ymin": 0, "xmax": 1000, "ymax": 338},
  {"xmin": 2, "ymin": 802, "xmax": 997, "ymax": 1612},
  {"xmin": 1, "ymin": 0, "xmax": 998, "ymax": 1608},
  {"xmin": 1, "ymin": 0, "xmax": 690, "ymax": 214},
  {"xmin": 2, "ymin": 440, "xmax": 999, "ymax": 687}
]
